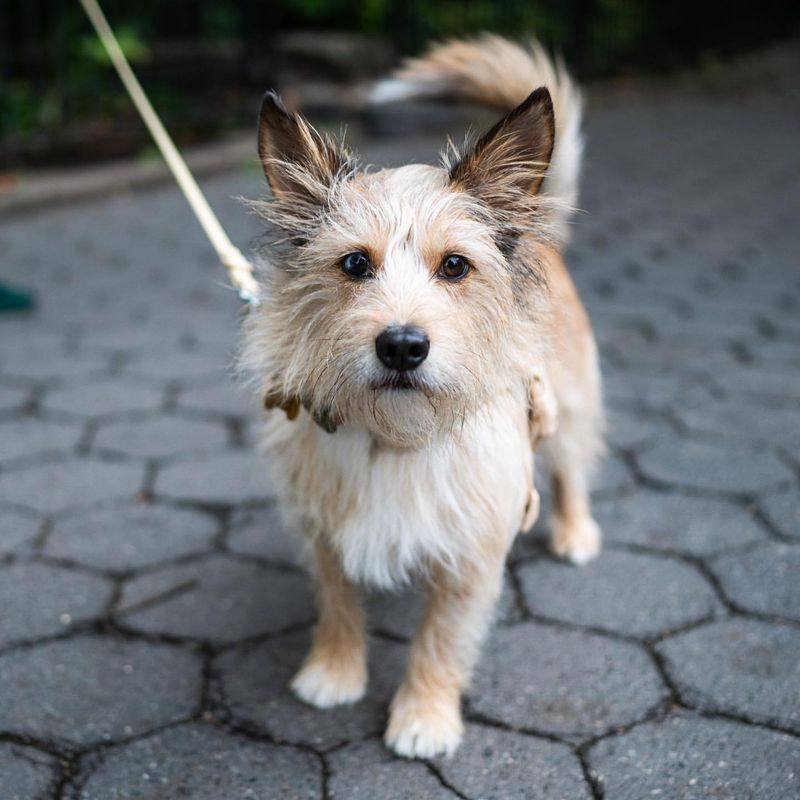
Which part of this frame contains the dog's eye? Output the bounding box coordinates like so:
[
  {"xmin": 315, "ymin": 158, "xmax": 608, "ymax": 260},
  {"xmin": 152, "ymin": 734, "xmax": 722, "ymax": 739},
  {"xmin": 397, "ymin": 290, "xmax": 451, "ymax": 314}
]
[
  {"xmin": 439, "ymin": 254, "xmax": 471, "ymax": 281},
  {"xmin": 341, "ymin": 251, "xmax": 372, "ymax": 279}
]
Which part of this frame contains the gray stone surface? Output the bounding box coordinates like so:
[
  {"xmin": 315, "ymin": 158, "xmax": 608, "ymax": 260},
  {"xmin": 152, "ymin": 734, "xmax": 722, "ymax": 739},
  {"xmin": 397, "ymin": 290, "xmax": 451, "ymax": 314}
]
[
  {"xmin": 590, "ymin": 712, "xmax": 799, "ymax": 799},
  {"xmin": 0, "ymin": 636, "xmax": 201, "ymax": 745},
  {"xmin": 366, "ymin": 574, "xmax": 520, "ymax": 640},
  {"xmin": 156, "ymin": 451, "xmax": 272, "ymax": 504},
  {"xmin": 0, "ymin": 383, "xmax": 31, "ymax": 414},
  {"xmin": 0, "ymin": 506, "xmax": 42, "ymax": 553},
  {"xmin": 0, "ymin": 417, "xmax": 82, "ymax": 465},
  {"xmin": 518, "ymin": 550, "xmax": 722, "ymax": 638},
  {"xmin": 711, "ymin": 543, "xmax": 800, "ymax": 620},
  {"xmin": 657, "ymin": 618, "xmax": 800, "ymax": 732},
  {"xmin": 760, "ymin": 488, "xmax": 800, "ymax": 540},
  {"xmin": 591, "ymin": 453, "xmax": 635, "ymax": 495},
  {"xmin": 92, "ymin": 415, "xmax": 230, "ymax": 460},
  {"xmin": 0, "ymin": 562, "xmax": 112, "ymax": 646},
  {"xmin": 227, "ymin": 504, "xmax": 302, "ymax": 565},
  {"xmin": 118, "ymin": 554, "xmax": 314, "ymax": 642},
  {"xmin": 637, "ymin": 439, "xmax": 794, "ymax": 494},
  {"xmin": 0, "ymin": 457, "xmax": 144, "ymax": 513},
  {"xmin": 594, "ymin": 490, "xmax": 767, "ymax": 555},
  {"xmin": 217, "ymin": 632, "xmax": 407, "ymax": 750},
  {"xmin": 1, "ymin": 69, "xmax": 799, "ymax": 797},
  {"xmin": 435, "ymin": 723, "xmax": 591, "ymax": 800},
  {"xmin": 123, "ymin": 350, "xmax": 230, "ymax": 383},
  {"xmin": 75, "ymin": 723, "xmax": 321, "ymax": 800},
  {"xmin": 42, "ymin": 378, "xmax": 164, "ymax": 419},
  {"xmin": 328, "ymin": 740, "xmax": 456, "ymax": 800},
  {"xmin": 469, "ymin": 622, "xmax": 666, "ymax": 738},
  {"xmin": 175, "ymin": 380, "xmax": 258, "ymax": 418},
  {"xmin": 0, "ymin": 742, "xmax": 58, "ymax": 800},
  {"xmin": 45, "ymin": 502, "xmax": 218, "ymax": 570}
]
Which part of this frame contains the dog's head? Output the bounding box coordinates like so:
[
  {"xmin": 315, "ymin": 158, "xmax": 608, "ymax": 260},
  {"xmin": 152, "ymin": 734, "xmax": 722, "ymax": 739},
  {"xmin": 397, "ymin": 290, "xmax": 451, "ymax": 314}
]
[{"xmin": 245, "ymin": 90, "xmax": 558, "ymax": 447}]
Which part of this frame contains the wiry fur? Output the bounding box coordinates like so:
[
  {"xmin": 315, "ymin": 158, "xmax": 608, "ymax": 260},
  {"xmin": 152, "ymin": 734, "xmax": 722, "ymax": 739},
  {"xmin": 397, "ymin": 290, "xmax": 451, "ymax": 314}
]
[
  {"xmin": 241, "ymin": 35, "xmax": 603, "ymax": 759},
  {"xmin": 372, "ymin": 34, "xmax": 584, "ymax": 242}
]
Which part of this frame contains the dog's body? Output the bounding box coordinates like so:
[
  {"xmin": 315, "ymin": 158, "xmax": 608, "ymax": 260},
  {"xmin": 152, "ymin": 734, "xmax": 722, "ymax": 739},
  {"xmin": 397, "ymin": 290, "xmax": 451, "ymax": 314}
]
[{"xmin": 243, "ymin": 35, "xmax": 603, "ymax": 758}]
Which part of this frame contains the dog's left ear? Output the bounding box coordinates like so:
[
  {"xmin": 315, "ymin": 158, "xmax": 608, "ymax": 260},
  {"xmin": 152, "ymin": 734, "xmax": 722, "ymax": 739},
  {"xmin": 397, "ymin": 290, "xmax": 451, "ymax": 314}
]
[
  {"xmin": 258, "ymin": 91, "xmax": 351, "ymax": 202},
  {"xmin": 449, "ymin": 87, "xmax": 555, "ymax": 200}
]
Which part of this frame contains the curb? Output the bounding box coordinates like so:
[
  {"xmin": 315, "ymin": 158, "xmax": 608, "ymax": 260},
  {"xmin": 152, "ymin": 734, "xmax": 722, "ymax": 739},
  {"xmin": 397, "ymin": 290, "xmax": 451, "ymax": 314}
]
[{"xmin": 0, "ymin": 132, "xmax": 257, "ymax": 218}]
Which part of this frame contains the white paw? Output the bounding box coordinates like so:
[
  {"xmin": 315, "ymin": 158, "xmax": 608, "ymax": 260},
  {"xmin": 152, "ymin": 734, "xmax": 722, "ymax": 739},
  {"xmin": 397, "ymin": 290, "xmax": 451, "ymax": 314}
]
[
  {"xmin": 551, "ymin": 515, "xmax": 602, "ymax": 565},
  {"xmin": 385, "ymin": 693, "xmax": 464, "ymax": 759},
  {"xmin": 290, "ymin": 659, "xmax": 366, "ymax": 709}
]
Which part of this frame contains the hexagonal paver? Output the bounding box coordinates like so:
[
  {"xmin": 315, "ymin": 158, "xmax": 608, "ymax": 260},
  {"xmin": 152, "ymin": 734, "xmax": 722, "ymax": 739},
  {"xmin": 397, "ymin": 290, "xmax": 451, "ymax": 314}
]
[
  {"xmin": 605, "ymin": 407, "xmax": 671, "ymax": 451},
  {"xmin": 92, "ymin": 415, "xmax": 230, "ymax": 460},
  {"xmin": 0, "ymin": 457, "xmax": 144, "ymax": 513},
  {"xmin": 657, "ymin": 618, "xmax": 800, "ymax": 732},
  {"xmin": 591, "ymin": 454, "xmax": 635, "ymax": 495},
  {"xmin": 175, "ymin": 381, "xmax": 257, "ymax": 418},
  {"xmin": 0, "ymin": 636, "xmax": 201, "ymax": 745},
  {"xmin": 0, "ymin": 347, "xmax": 108, "ymax": 382},
  {"xmin": 76, "ymin": 723, "xmax": 321, "ymax": 800},
  {"xmin": 227, "ymin": 505, "xmax": 302, "ymax": 566},
  {"xmin": 329, "ymin": 740, "xmax": 456, "ymax": 799},
  {"xmin": 0, "ymin": 562, "xmax": 113, "ymax": 647},
  {"xmin": 594, "ymin": 490, "xmax": 767, "ymax": 555},
  {"xmin": 124, "ymin": 350, "xmax": 228, "ymax": 382},
  {"xmin": 710, "ymin": 543, "xmax": 800, "ymax": 620},
  {"xmin": 0, "ymin": 384, "xmax": 30, "ymax": 414},
  {"xmin": 117, "ymin": 554, "xmax": 313, "ymax": 643},
  {"xmin": 637, "ymin": 439, "xmax": 793, "ymax": 494},
  {"xmin": 590, "ymin": 712, "xmax": 799, "ymax": 799},
  {"xmin": 0, "ymin": 742, "xmax": 58, "ymax": 800},
  {"xmin": 434, "ymin": 723, "xmax": 590, "ymax": 800},
  {"xmin": 760, "ymin": 489, "xmax": 800, "ymax": 540},
  {"xmin": 156, "ymin": 451, "xmax": 272, "ymax": 505},
  {"xmin": 217, "ymin": 631, "xmax": 407, "ymax": 749},
  {"xmin": 518, "ymin": 551, "xmax": 722, "ymax": 639},
  {"xmin": 0, "ymin": 507, "xmax": 41, "ymax": 554},
  {"xmin": 366, "ymin": 576, "xmax": 520, "ymax": 641},
  {"xmin": 42, "ymin": 378, "xmax": 164, "ymax": 418},
  {"xmin": 469, "ymin": 622, "xmax": 666, "ymax": 739},
  {"xmin": 45, "ymin": 503, "xmax": 218, "ymax": 571},
  {"xmin": 0, "ymin": 417, "xmax": 81, "ymax": 464},
  {"xmin": 673, "ymin": 396, "xmax": 800, "ymax": 447}
]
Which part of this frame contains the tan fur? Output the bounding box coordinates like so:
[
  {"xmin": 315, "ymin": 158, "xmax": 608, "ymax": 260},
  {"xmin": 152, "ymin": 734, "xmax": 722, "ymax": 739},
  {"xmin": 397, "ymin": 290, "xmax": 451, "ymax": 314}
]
[
  {"xmin": 242, "ymin": 35, "xmax": 603, "ymax": 758},
  {"xmin": 291, "ymin": 539, "xmax": 367, "ymax": 707}
]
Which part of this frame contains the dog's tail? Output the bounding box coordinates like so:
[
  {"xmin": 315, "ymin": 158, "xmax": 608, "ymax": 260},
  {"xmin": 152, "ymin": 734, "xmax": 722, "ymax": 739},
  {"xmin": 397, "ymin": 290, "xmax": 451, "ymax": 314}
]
[{"xmin": 371, "ymin": 34, "xmax": 583, "ymax": 239}]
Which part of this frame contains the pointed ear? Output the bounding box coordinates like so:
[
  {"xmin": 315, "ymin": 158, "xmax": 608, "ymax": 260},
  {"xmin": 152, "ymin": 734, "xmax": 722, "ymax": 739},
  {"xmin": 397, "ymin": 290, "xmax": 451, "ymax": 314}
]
[
  {"xmin": 257, "ymin": 91, "xmax": 352, "ymax": 201},
  {"xmin": 449, "ymin": 87, "xmax": 555, "ymax": 200}
]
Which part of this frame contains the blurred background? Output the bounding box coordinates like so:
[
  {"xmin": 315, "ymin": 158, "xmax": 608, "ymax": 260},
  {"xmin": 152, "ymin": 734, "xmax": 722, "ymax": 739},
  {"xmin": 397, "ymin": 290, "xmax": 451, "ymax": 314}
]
[{"xmin": 2, "ymin": 0, "xmax": 799, "ymax": 171}]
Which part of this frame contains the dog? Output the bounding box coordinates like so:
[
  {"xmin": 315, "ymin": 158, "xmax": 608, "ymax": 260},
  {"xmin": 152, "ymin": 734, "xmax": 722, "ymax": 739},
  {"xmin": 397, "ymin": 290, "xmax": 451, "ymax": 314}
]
[{"xmin": 241, "ymin": 34, "xmax": 604, "ymax": 758}]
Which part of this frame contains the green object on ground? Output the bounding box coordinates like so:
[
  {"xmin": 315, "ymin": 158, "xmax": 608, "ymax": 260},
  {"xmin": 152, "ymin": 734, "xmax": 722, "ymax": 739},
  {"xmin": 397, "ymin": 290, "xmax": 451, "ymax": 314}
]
[{"xmin": 0, "ymin": 282, "xmax": 36, "ymax": 312}]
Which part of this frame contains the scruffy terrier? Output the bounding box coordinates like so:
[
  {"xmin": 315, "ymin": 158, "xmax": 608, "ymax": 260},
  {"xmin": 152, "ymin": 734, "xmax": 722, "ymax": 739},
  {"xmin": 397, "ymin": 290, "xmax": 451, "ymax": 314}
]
[{"xmin": 242, "ymin": 35, "xmax": 604, "ymax": 758}]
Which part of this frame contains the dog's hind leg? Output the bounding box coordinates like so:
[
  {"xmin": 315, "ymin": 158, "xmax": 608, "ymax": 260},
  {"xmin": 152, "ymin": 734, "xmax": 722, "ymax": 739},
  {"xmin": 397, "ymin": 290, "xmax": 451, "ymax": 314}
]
[
  {"xmin": 291, "ymin": 537, "xmax": 367, "ymax": 708},
  {"xmin": 384, "ymin": 536, "xmax": 508, "ymax": 758},
  {"xmin": 541, "ymin": 345, "xmax": 604, "ymax": 565}
]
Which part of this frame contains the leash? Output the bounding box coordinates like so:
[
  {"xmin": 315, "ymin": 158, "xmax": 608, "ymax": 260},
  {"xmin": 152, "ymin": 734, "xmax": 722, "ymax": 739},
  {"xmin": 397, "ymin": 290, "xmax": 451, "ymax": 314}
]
[{"xmin": 78, "ymin": 0, "xmax": 261, "ymax": 305}]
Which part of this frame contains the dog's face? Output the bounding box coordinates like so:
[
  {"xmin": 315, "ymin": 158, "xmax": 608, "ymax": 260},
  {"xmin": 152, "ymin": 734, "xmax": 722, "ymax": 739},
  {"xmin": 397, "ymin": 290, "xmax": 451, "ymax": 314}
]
[{"xmin": 247, "ymin": 91, "xmax": 557, "ymax": 447}]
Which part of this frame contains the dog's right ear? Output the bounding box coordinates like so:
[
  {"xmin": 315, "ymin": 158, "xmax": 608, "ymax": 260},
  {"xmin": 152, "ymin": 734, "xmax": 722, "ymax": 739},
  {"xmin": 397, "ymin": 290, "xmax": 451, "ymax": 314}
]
[{"xmin": 258, "ymin": 91, "xmax": 352, "ymax": 202}]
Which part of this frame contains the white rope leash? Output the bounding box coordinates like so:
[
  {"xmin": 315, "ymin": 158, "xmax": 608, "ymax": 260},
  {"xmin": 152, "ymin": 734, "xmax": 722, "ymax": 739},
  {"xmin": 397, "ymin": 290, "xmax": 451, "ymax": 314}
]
[{"xmin": 78, "ymin": 0, "xmax": 261, "ymax": 304}]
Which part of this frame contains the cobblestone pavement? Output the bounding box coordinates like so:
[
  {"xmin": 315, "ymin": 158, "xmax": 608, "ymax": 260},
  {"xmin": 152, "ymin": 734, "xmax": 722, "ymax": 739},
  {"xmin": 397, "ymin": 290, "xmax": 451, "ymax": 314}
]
[{"xmin": 1, "ymin": 81, "xmax": 799, "ymax": 799}]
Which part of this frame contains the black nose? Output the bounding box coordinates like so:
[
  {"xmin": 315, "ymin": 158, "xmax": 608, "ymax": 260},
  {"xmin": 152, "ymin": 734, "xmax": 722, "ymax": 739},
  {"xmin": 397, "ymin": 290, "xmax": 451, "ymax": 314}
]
[{"xmin": 375, "ymin": 325, "xmax": 430, "ymax": 372}]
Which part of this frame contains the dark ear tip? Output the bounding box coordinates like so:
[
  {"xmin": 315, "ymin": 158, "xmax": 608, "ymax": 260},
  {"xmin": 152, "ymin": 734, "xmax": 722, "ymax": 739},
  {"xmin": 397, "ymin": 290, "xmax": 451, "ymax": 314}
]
[
  {"xmin": 259, "ymin": 90, "xmax": 291, "ymax": 123},
  {"xmin": 524, "ymin": 86, "xmax": 553, "ymax": 112}
]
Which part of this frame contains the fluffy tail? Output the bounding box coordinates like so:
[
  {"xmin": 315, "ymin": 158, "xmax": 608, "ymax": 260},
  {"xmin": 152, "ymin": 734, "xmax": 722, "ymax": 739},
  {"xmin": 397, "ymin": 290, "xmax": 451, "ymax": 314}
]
[{"xmin": 371, "ymin": 35, "xmax": 583, "ymax": 240}]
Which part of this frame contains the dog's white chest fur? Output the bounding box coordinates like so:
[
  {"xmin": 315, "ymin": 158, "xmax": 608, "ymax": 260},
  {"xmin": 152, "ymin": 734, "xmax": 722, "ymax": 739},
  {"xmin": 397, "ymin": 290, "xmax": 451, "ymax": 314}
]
[{"xmin": 265, "ymin": 390, "xmax": 533, "ymax": 588}]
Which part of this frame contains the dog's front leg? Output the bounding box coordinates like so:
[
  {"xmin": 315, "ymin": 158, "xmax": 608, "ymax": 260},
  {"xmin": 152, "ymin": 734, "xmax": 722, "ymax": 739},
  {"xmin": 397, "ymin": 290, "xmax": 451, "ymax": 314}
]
[
  {"xmin": 385, "ymin": 540, "xmax": 507, "ymax": 758},
  {"xmin": 291, "ymin": 537, "xmax": 367, "ymax": 708}
]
